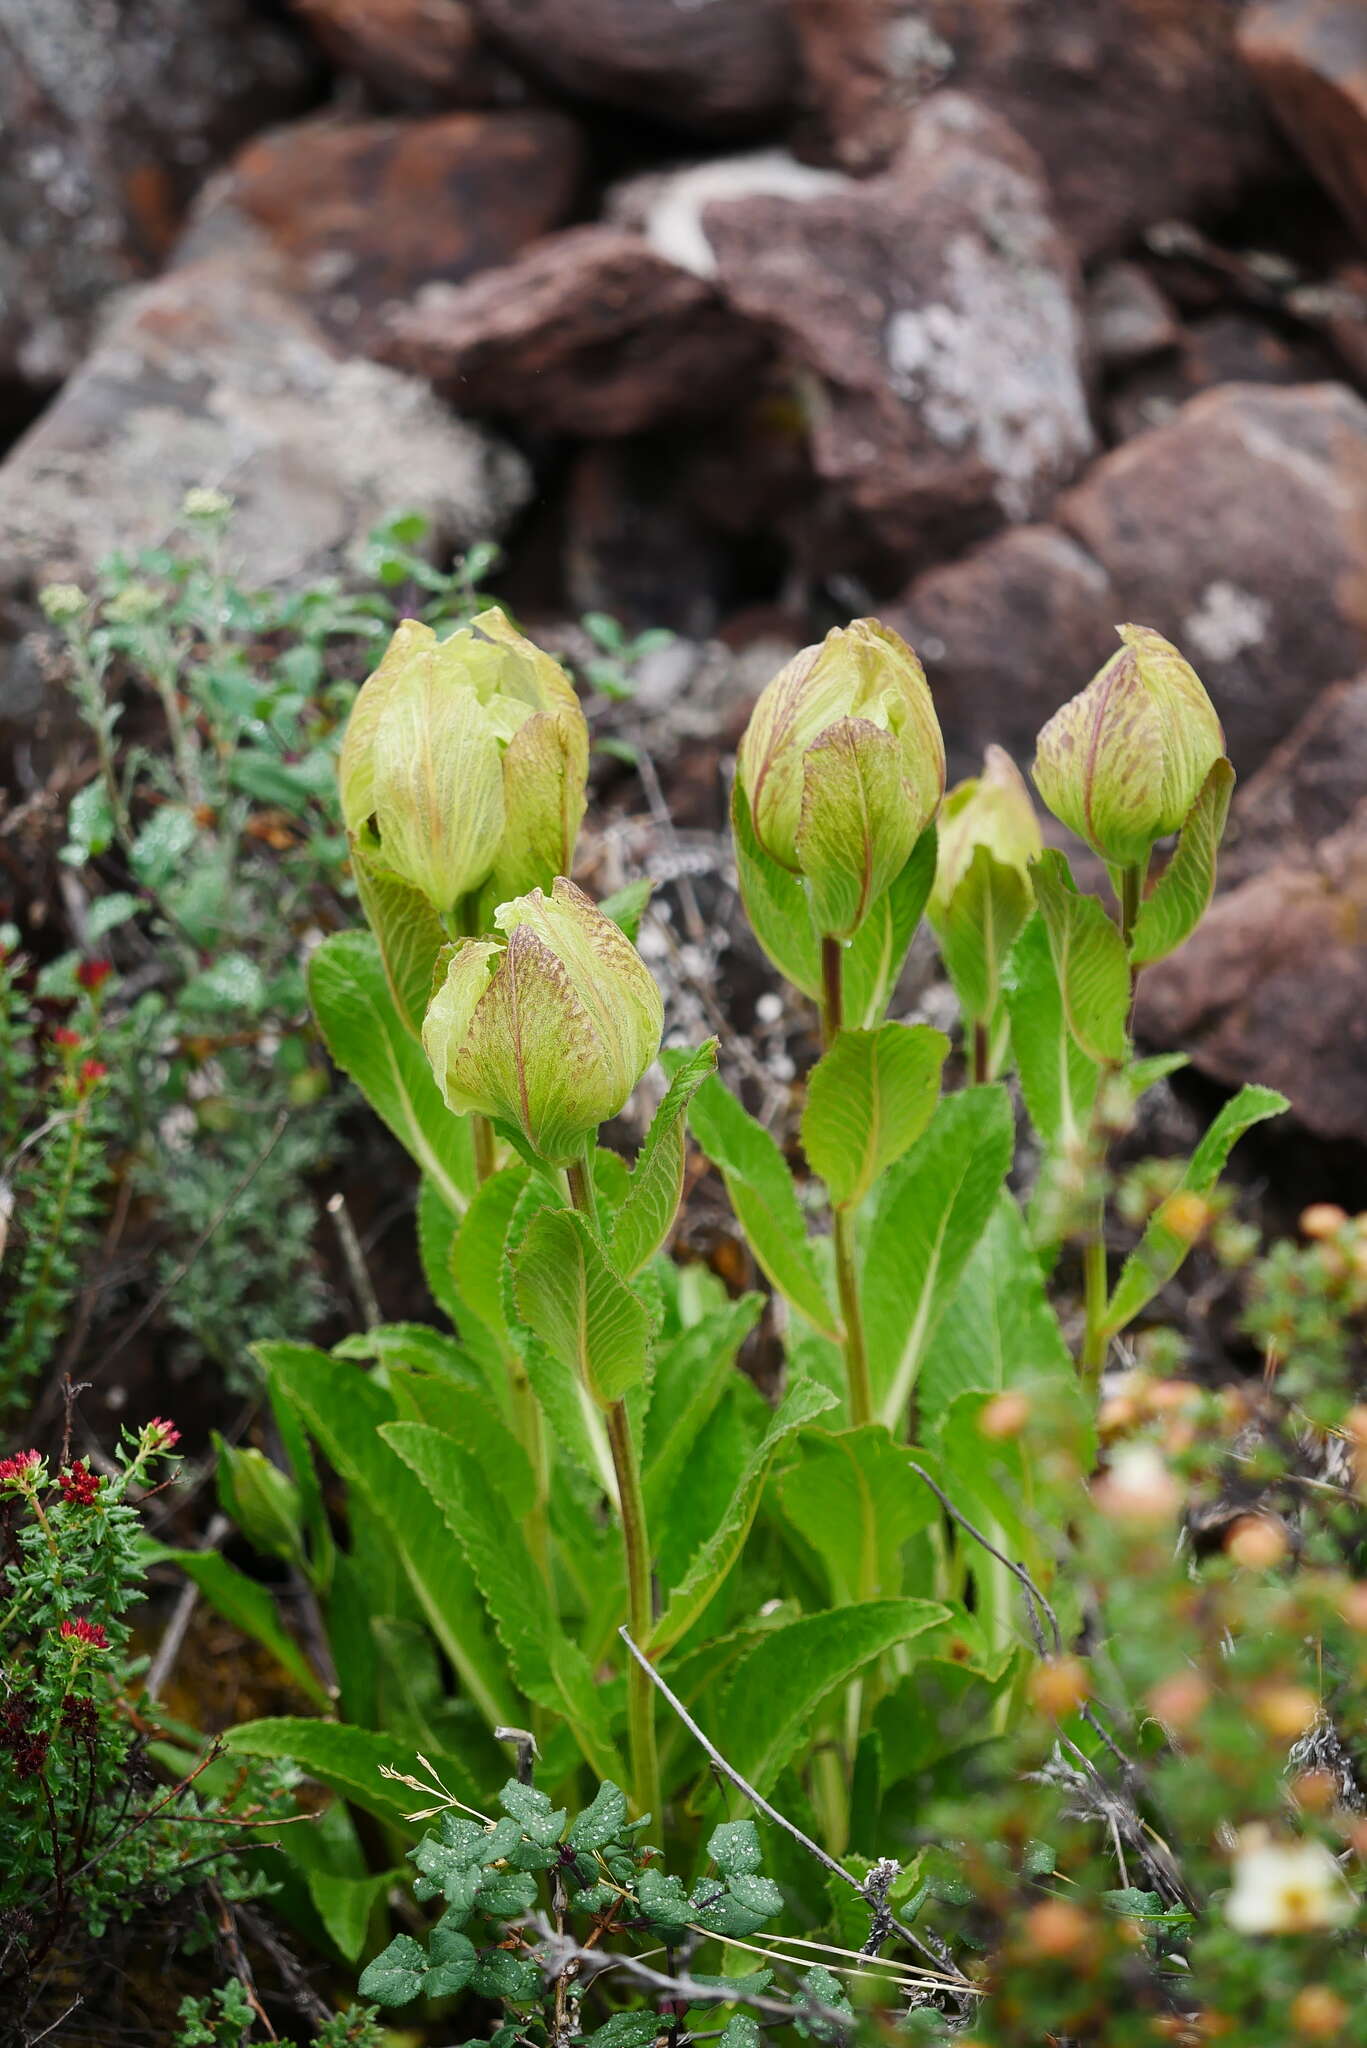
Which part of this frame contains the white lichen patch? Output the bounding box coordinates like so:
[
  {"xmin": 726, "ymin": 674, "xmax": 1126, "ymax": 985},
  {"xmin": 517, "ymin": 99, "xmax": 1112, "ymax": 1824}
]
[
  {"xmin": 1183, "ymin": 581, "xmax": 1271, "ymax": 665},
  {"xmin": 885, "ymin": 229, "xmax": 1093, "ymax": 519},
  {"xmin": 627, "ymin": 151, "xmax": 851, "ymax": 280}
]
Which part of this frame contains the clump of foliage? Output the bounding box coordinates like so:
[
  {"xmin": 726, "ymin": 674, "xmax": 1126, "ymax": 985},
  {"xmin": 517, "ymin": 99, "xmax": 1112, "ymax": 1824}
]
[
  {"xmin": 0, "ymin": 1421, "xmax": 259, "ymax": 2010},
  {"xmin": 20, "ymin": 500, "xmax": 508, "ymax": 1401},
  {"xmin": 175, "ymin": 599, "xmax": 1360, "ymax": 2042},
  {"xmin": 0, "ymin": 946, "xmax": 116, "ymax": 1415}
]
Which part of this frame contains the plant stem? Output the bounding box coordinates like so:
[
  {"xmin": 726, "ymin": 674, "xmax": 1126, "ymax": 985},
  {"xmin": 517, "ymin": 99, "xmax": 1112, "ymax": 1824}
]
[
  {"xmin": 818, "ymin": 935, "xmax": 874, "ymax": 1430},
  {"xmin": 606, "ymin": 1400, "xmax": 661, "ymax": 1821},
  {"xmin": 971, "ymin": 1017, "xmax": 991, "ymax": 1087},
  {"xmin": 1080, "ymin": 1230, "xmax": 1109, "ymax": 1393},
  {"xmin": 568, "ymin": 1149, "xmax": 659, "ymax": 1820},
  {"xmin": 472, "ymin": 1113, "xmax": 496, "ymax": 1189}
]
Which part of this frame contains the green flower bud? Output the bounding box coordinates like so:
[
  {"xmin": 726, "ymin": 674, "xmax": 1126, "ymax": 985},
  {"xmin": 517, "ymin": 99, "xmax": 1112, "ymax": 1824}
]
[
  {"xmin": 423, "ymin": 877, "xmax": 663, "ymax": 1165},
  {"xmin": 340, "ymin": 609, "xmax": 588, "ymax": 919},
  {"xmin": 1031, "ymin": 625, "xmax": 1224, "ymax": 868},
  {"xmin": 214, "ymin": 1438, "xmax": 303, "ymax": 1565},
  {"xmin": 930, "ymin": 745, "xmax": 1042, "ymax": 926},
  {"xmin": 735, "ymin": 619, "xmax": 945, "ymax": 939},
  {"xmin": 39, "ymin": 583, "xmax": 88, "ymax": 626}
]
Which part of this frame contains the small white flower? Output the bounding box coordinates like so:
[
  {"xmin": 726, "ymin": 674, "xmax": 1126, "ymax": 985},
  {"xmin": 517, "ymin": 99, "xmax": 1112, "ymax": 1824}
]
[
  {"xmin": 1224, "ymin": 1831, "xmax": 1356, "ymax": 1935},
  {"xmin": 1093, "ymin": 1442, "xmax": 1182, "ymax": 1523}
]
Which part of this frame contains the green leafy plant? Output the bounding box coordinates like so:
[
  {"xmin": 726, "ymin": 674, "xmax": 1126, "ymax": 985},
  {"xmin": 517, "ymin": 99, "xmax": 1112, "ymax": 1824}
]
[{"xmin": 198, "ymin": 600, "xmax": 1364, "ymax": 2041}]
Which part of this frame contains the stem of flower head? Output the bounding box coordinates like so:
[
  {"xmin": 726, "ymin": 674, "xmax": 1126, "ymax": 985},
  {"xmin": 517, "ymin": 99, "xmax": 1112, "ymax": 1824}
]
[
  {"xmin": 971, "ymin": 1017, "xmax": 991, "ymax": 1088},
  {"xmin": 566, "ymin": 1151, "xmax": 659, "ymax": 1823},
  {"xmin": 1080, "ymin": 858, "xmax": 1149, "ymax": 1389},
  {"xmin": 819, "ymin": 937, "xmax": 874, "ymax": 1431}
]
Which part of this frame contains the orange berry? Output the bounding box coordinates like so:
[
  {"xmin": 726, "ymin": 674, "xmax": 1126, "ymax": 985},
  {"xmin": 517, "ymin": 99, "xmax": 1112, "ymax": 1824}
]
[
  {"xmin": 1254, "ymin": 1684, "xmax": 1320, "ymax": 1741},
  {"xmin": 1029, "ymin": 1656, "xmax": 1091, "ymax": 1719},
  {"xmin": 1158, "ymin": 1193, "xmax": 1211, "ymax": 1243},
  {"xmin": 1147, "ymin": 1669, "xmax": 1210, "ymax": 1731},
  {"xmin": 979, "ymin": 1390, "xmax": 1031, "ymax": 1440},
  {"xmin": 1225, "ymin": 1515, "xmax": 1288, "ymax": 1569},
  {"xmin": 1025, "ymin": 1898, "xmax": 1093, "ymax": 1959},
  {"xmin": 1338, "ymin": 1582, "xmax": 1367, "ymax": 1630},
  {"xmin": 1300, "ymin": 1203, "xmax": 1348, "ymax": 1240},
  {"xmin": 1289, "ymin": 1987, "xmax": 1349, "ymax": 2039}
]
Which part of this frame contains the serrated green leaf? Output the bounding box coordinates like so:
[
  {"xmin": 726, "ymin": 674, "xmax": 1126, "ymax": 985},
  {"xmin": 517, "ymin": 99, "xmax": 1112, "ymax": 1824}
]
[
  {"xmin": 732, "ymin": 779, "xmax": 822, "ymax": 1000},
  {"xmin": 584, "ymin": 2014, "xmax": 661, "ymax": 2048},
  {"xmin": 611, "ymin": 1040, "xmax": 717, "ymax": 1276},
  {"xmin": 802, "ymin": 1021, "xmax": 947, "ymax": 1209},
  {"xmin": 1003, "ymin": 913, "xmax": 1100, "ymax": 1153},
  {"xmin": 257, "ymin": 1342, "xmax": 515, "ymax": 1730},
  {"xmin": 309, "ymin": 931, "xmax": 474, "ymax": 1215},
  {"xmin": 920, "ymin": 1193, "xmax": 1072, "ymax": 1430},
  {"xmin": 1129, "ymin": 757, "xmax": 1234, "ymax": 967},
  {"xmin": 358, "ymin": 1932, "xmax": 427, "ymax": 2006},
  {"xmin": 840, "ymin": 823, "xmax": 938, "ymax": 1030},
  {"xmin": 352, "ymin": 856, "xmax": 447, "ymax": 1037},
  {"xmin": 721, "ymin": 2017, "xmax": 761, "ymax": 2048},
  {"xmin": 651, "ymin": 1378, "xmax": 837, "ymax": 1652},
  {"xmin": 471, "ymin": 1950, "xmax": 541, "ymax": 2002},
  {"xmin": 936, "ymin": 845, "xmax": 1033, "ymax": 1023},
  {"xmin": 637, "ymin": 1866, "xmax": 692, "ymax": 1928},
  {"xmin": 454, "ymin": 1164, "xmax": 530, "ymax": 1350},
  {"xmin": 863, "ymin": 1087, "xmax": 1015, "ymax": 1432},
  {"xmin": 713, "ymin": 1599, "xmax": 948, "ymax": 1795},
  {"xmin": 598, "ymin": 878, "xmax": 653, "ymax": 943},
  {"xmin": 515, "ymin": 1208, "xmax": 649, "ymax": 1407},
  {"xmin": 1031, "ymin": 851, "xmax": 1130, "ymax": 1065},
  {"xmin": 643, "ymin": 1295, "xmax": 762, "ymax": 1512},
  {"xmin": 709, "ymin": 1819, "xmax": 762, "ymax": 1876},
  {"xmin": 416, "ymin": 1176, "xmax": 466, "ymax": 1327},
  {"xmin": 499, "ymin": 1776, "xmax": 567, "ymax": 1846},
  {"xmin": 424, "ymin": 1922, "xmax": 477, "ymax": 1996},
  {"xmin": 568, "ymin": 1780, "xmax": 628, "ymax": 1850},
  {"xmin": 687, "ymin": 1075, "xmax": 837, "ymax": 1339},
  {"xmin": 381, "ymin": 1421, "xmax": 622, "ymax": 1783},
  {"xmin": 307, "ymin": 1867, "xmax": 395, "ymax": 1964},
  {"xmin": 776, "ymin": 1425, "xmax": 940, "ymax": 1605},
  {"xmin": 1103, "ymin": 1083, "xmax": 1288, "ymax": 1335},
  {"xmin": 223, "ymin": 1718, "xmax": 472, "ymax": 1825},
  {"xmin": 387, "ymin": 1370, "xmax": 534, "ymax": 1518}
]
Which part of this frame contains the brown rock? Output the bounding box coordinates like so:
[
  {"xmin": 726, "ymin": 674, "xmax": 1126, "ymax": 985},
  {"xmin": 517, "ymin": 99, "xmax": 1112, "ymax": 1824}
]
[
  {"xmin": 1239, "ymin": 0, "xmax": 1367, "ymax": 245},
  {"xmin": 885, "ymin": 524, "xmax": 1119, "ymax": 778},
  {"xmin": 385, "ymin": 225, "xmax": 769, "ymax": 436},
  {"xmin": 1222, "ymin": 673, "xmax": 1367, "ymax": 884},
  {"xmin": 1138, "ymin": 811, "xmax": 1367, "ymax": 1144},
  {"xmin": 0, "ymin": 0, "xmax": 313, "ymax": 384},
  {"xmin": 220, "ymin": 109, "xmax": 583, "ymax": 347},
  {"xmin": 288, "ymin": 0, "xmax": 519, "ymax": 108},
  {"xmin": 1057, "ymin": 382, "xmax": 1367, "ymax": 775},
  {"xmin": 467, "ymin": 0, "xmax": 798, "ymax": 136},
  {"xmin": 0, "ymin": 211, "xmax": 529, "ymax": 723},
  {"xmin": 1087, "ymin": 263, "xmax": 1182, "ymax": 371},
  {"xmin": 792, "ymin": 0, "xmax": 1280, "ymax": 257},
  {"xmin": 1106, "ymin": 311, "xmax": 1342, "ymax": 442},
  {"xmin": 699, "ymin": 95, "xmax": 1093, "ymax": 572}
]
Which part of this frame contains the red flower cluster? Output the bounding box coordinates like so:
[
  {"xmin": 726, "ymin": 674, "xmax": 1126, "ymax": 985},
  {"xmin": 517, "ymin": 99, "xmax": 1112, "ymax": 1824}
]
[
  {"xmin": 0, "ymin": 1449, "xmax": 41, "ymax": 1488},
  {"xmin": 60, "ymin": 1694, "xmax": 99, "ymax": 1740},
  {"xmin": 60, "ymin": 1617, "xmax": 108, "ymax": 1650},
  {"xmin": 0, "ymin": 1696, "xmax": 48, "ymax": 1780},
  {"xmin": 78, "ymin": 1059, "xmax": 109, "ymax": 1093},
  {"xmin": 51, "ymin": 1026, "xmax": 81, "ymax": 1049},
  {"xmin": 76, "ymin": 958, "xmax": 112, "ymax": 992},
  {"xmin": 58, "ymin": 1459, "xmax": 101, "ymax": 1508},
  {"xmin": 145, "ymin": 1417, "xmax": 180, "ymax": 1450}
]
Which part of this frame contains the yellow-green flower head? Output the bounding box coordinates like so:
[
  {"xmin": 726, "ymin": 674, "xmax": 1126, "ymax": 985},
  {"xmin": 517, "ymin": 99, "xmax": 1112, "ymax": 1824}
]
[
  {"xmin": 736, "ymin": 619, "xmax": 945, "ymax": 939},
  {"xmin": 1032, "ymin": 625, "xmax": 1224, "ymax": 868},
  {"xmin": 930, "ymin": 745, "xmax": 1042, "ymax": 927},
  {"xmin": 422, "ymin": 877, "xmax": 664, "ymax": 1165},
  {"xmin": 340, "ymin": 608, "xmax": 588, "ymax": 917}
]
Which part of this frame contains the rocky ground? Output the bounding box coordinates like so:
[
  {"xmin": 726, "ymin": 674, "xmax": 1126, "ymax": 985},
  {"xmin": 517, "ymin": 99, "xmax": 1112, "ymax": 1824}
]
[{"xmin": 2, "ymin": 0, "xmax": 1367, "ymax": 1148}]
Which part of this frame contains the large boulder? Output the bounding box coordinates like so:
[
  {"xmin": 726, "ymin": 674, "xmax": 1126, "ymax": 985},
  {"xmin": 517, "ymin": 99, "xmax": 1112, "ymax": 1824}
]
[
  {"xmin": 287, "ymin": 0, "xmax": 519, "ymax": 109},
  {"xmin": 791, "ymin": 0, "xmax": 1280, "ymax": 256},
  {"xmin": 1239, "ymin": 0, "xmax": 1367, "ymax": 245},
  {"xmin": 692, "ymin": 96, "xmax": 1093, "ymax": 575},
  {"xmin": 466, "ymin": 0, "xmax": 799, "ymax": 136},
  {"xmin": 385, "ymin": 225, "xmax": 769, "ymax": 436},
  {"xmin": 0, "ymin": 212, "xmax": 529, "ymax": 721},
  {"xmin": 1056, "ymin": 382, "xmax": 1367, "ymax": 774},
  {"xmin": 885, "ymin": 524, "xmax": 1119, "ymax": 779},
  {"xmin": 0, "ymin": 0, "xmax": 313, "ymax": 385},
  {"xmin": 217, "ymin": 109, "xmax": 583, "ymax": 349}
]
